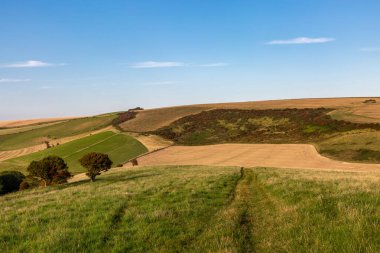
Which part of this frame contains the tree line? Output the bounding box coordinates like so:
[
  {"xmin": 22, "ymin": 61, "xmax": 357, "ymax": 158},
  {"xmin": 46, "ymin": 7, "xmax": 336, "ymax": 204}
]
[{"xmin": 0, "ymin": 152, "xmax": 113, "ymax": 195}]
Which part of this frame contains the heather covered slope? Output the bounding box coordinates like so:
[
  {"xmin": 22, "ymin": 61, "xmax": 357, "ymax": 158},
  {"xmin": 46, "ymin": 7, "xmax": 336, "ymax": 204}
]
[{"xmin": 120, "ymin": 97, "xmax": 380, "ymax": 132}]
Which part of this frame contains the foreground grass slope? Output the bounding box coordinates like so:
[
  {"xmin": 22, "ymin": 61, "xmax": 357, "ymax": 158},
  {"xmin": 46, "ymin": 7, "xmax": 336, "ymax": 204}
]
[
  {"xmin": 0, "ymin": 114, "xmax": 117, "ymax": 151},
  {"xmin": 1, "ymin": 166, "xmax": 379, "ymax": 252},
  {"xmin": 0, "ymin": 131, "xmax": 148, "ymax": 174}
]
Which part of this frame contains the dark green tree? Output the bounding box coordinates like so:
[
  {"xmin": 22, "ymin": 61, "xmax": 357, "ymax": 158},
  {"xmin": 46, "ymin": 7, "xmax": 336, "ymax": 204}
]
[
  {"xmin": 27, "ymin": 156, "xmax": 72, "ymax": 186},
  {"xmin": 0, "ymin": 171, "xmax": 25, "ymax": 195},
  {"xmin": 79, "ymin": 152, "xmax": 113, "ymax": 182}
]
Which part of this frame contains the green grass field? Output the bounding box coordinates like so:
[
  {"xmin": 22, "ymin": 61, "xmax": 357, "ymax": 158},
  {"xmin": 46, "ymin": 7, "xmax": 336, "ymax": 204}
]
[
  {"xmin": 0, "ymin": 131, "xmax": 148, "ymax": 174},
  {"xmin": 0, "ymin": 114, "xmax": 117, "ymax": 151},
  {"xmin": 1, "ymin": 165, "xmax": 379, "ymax": 252}
]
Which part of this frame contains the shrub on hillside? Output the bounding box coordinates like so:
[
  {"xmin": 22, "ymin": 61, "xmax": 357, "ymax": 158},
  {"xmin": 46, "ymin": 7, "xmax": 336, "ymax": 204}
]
[
  {"xmin": 0, "ymin": 171, "xmax": 25, "ymax": 195},
  {"xmin": 19, "ymin": 181, "xmax": 30, "ymax": 190},
  {"xmin": 79, "ymin": 152, "xmax": 113, "ymax": 182},
  {"xmin": 27, "ymin": 156, "xmax": 72, "ymax": 186},
  {"xmin": 131, "ymin": 159, "xmax": 138, "ymax": 166}
]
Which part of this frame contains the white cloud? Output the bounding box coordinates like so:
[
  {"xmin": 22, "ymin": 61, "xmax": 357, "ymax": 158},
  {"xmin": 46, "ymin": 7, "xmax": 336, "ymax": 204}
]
[
  {"xmin": 0, "ymin": 78, "xmax": 31, "ymax": 83},
  {"xmin": 267, "ymin": 37, "xmax": 335, "ymax": 45},
  {"xmin": 197, "ymin": 62, "xmax": 229, "ymax": 67},
  {"xmin": 129, "ymin": 61, "xmax": 185, "ymax": 68},
  {"xmin": 359, "ymin": 47, "xmax": 380, "ymax": 52},
  {"xmin": 3, "ymin": 60, "xmax": 64, "ymax": 68}
]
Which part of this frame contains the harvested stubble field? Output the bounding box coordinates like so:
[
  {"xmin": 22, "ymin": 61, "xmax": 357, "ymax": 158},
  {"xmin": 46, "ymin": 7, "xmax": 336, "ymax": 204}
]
[
  {"xmin": 133, "ymin": 144, "xmax": 380, "ymax": 172},
  {"xmin": 1, "ymin": 165, "xmax": 379, "ymax": 252},
  {"xmin": 0, "ymin": 117, "xmax": 78, "ymax": 128}
]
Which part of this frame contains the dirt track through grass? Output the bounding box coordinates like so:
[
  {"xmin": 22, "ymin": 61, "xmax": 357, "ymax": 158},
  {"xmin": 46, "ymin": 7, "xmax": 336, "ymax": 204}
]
[
  {"xmin": 134, "ymin": 144, "xmax": 380, "ymax": 172},
  {"xmin": 2, "ymin": 165, "xmax": 380, "ymax": 252}
]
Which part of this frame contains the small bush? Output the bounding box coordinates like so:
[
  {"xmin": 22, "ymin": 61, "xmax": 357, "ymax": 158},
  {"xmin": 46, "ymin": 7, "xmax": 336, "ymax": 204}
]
[
  {"xmin": 131, "ymin": 159, "xmax": 138, "ymax": 166},
  {"xmin": 116, "ymin": 164, "xmax": 123, "ymax": 167},
  {"xmin": 19, "ymin": 181, "xmax": 30, "ymax": 190},
  {"xmin": 363, "ymin": 99, "xmax": 376, "ymax": 104},
  {"xmin": 0, "ymin": 171, "xmax": 25, "ymax": 195}
]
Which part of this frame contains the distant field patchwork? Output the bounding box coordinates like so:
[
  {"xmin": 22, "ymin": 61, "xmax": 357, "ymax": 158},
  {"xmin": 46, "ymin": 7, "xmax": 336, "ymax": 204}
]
[
  {"xmin": 0, "ymin": 114, "xmax": 117, "ymax": 151},
  {"xmin": 0, "ymin": 131, "xmax": 148, "ymax": 174}
]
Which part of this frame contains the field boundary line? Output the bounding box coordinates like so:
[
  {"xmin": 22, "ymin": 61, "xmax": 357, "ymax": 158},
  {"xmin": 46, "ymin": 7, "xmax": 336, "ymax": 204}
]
[
  {"xmin": 123, "ymin": 144, "xmax": 174, "ymax": 165},
  {"xmin": 63, "ymin": 133, "xmax": 119, "ymax": 158}
]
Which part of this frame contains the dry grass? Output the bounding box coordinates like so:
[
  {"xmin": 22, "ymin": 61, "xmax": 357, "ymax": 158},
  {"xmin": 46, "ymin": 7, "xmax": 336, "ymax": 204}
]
[
  {"xmin": 127, "ymin": 133, "xmax": 173, "ymax": 151},
  {"xmin": 0, "ymin": 117, "xmax": 79, "ymax": 128},
  {"xmin": 120, "ymin": 106, "xmax": 209, "ymax": 132},
  {"xmin": 133, "ymin": 144, "xmax": 380, "ymax": 172}
]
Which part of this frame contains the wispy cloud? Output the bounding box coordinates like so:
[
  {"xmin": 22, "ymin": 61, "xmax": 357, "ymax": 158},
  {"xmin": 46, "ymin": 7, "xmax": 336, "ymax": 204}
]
[
  {"xmin": 197, "ymin": 62, "xmax": 229, "ymax": 67},
  {"xmin": 129, "ymin": 61, "xmax": 185, "ymax": 68},
  {"xmin": 359, "ymin": 47, "xmax": 380, "ymax": 52},
  {"xmin": 0, "ymin": 78, "xmax": 31, "ymax": 83},
  {"xmin": 267, "ymin": 37, "xmax": 335, "ymax": 45},
  {"xmin": 2, "ymin": 60, "xmax": 65, "ymax": 68}
]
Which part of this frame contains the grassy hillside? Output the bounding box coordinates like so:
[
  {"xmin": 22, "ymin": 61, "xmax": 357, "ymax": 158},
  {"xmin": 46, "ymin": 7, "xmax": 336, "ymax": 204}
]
[
  {"xmin": 318, "ymin": 130, "xmax": 380, "ymax": 162},
  {"xmin": 120, "ymin": 106, "xmax": 209, "ymax": 132},
  {"xmin": 0, "ymin": 114, "xmax": 117, "ymax": 151},
  {"xmin": 1, "ymin": 166, "xmax": 379, "ymax": 252},
  {"xmin": 0, "ymin": 131, "xmax": 148, "ymax": 174},
  {"xmin": 0, "ymin": 121, "xmax": 64, "ymax": 136}
]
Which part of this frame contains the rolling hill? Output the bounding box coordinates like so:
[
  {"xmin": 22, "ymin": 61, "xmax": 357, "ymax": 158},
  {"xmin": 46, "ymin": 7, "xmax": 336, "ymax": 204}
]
[
  {"xmin": 120, "ymin": 97, "xmax": 380, "ymax": 132},
  {"xmin": 0, "ymin": 114, "xmax": 117, "ymax": 151},
  {"xmin": 0, "ymin": 131, "xmax": 148, "ymax": 174}
]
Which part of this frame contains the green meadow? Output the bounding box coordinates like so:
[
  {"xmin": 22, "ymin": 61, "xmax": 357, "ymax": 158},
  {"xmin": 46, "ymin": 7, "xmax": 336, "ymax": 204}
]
[
  {"xmin": 1, "ymin": 166, "xmax": 379, "ymax": 252},
  {"xmin": 0, "ymin": 131, "xmax": 148, "ymax": 174}
]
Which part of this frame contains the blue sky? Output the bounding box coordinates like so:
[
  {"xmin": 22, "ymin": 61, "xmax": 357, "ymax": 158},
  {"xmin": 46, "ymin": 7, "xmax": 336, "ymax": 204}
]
[{"xmin": 1, "ymin": 0, "xmax": 379, "ymax": 119}]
